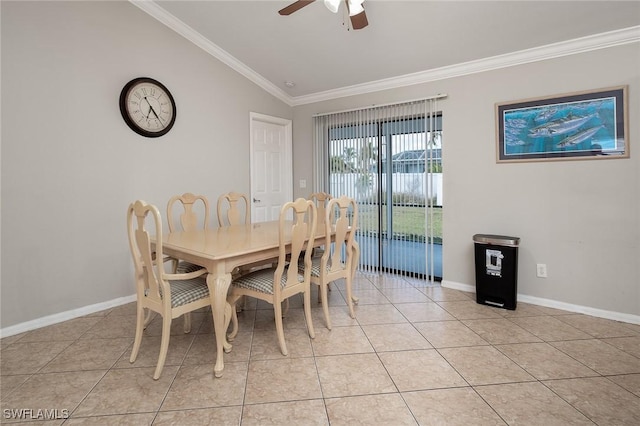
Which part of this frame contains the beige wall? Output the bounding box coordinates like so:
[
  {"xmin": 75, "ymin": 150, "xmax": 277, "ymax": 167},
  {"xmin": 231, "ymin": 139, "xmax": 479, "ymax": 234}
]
[
  {"xmin": 2, "ymin": 1, "xmax": 638, "ymax": 332},
  {"xmin": 0, "ymin": 1, "xmax": 291, "ymax": 328},
  {"xmin": 293, "ymin": 44, "xmax": 640, "ymax": 317}
]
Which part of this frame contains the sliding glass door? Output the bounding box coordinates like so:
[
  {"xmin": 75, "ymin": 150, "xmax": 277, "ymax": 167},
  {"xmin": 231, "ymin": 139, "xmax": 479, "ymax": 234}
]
[{"xmin": 317, "ymin": 99, "xmax": 443, "ymax": 281}]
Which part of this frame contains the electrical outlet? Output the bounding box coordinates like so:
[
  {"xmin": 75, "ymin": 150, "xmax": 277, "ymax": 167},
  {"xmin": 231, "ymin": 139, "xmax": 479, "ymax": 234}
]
[{"xmin": 536, "ymin": 263, "xmax": 548, "ymax": 278}]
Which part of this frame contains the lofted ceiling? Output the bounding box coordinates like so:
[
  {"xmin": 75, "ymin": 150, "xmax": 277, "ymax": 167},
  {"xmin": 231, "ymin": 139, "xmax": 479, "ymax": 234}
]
[{"xmin": 135, "ymin": 1, "xmax": 640, "ymax": 105}]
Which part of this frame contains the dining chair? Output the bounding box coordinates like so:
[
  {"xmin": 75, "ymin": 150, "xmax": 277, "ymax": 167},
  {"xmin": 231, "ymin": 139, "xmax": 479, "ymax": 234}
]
[
  {"xmin": 310, "ymin": 192, "xmax": 332, "ymax": 227},
  {"xmin": 217, "ymin": 191, "xmax": 268, "ymax": 304},
  {"xmin": 309, "ymin": 192, "xmax": 333, "ymax": 260},
  {"xmin": 227, "ymin": 198, "xmax": 317, "ymax": 356},
  {"xmin": 217, "ymin": 191, "xmax": 250, "ymax": 227},
  {"xmin": 303, "ymin": 195, "xmax": 359, "ymax": 330},
  {"xmin": 166, "ymin": 192, "xmax": 210, "ymax": 273},
  {"xmin": 127, "ymin": 200, "xmax": 218, "ymax": 380}
]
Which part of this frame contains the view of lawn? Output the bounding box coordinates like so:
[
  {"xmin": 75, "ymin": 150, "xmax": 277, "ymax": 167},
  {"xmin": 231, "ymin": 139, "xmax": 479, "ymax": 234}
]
[{"xmin": 357, "ymin": 204, "xmax": 442, "ymax": 243}]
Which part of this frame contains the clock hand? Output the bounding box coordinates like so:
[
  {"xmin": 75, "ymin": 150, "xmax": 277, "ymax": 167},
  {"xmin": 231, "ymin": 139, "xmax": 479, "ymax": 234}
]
[
  {"xmin": 143, "ymin": 97, "xmax": 165, "ymax": 127},
  {"xmin": 148, "ymin": 104, "xmax": 160, "ymax": 120},
  {"xmin": 142, "ymin": 97, "xmax": 152, "ymax": 119},
  {"xmin": 147, "ymin": 103, "xmax": 167, "ymax": 130}
]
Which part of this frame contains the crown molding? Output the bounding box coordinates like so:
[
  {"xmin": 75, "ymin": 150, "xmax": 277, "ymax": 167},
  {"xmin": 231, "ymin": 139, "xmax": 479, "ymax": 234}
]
[
  {"xmin": 291, "ymin": 25, "xmax": 640, "ymax": 105},
  {"xmin": 131, "ymin": 0, "xmax": 639, "ymax": 108},
  {"xmin": 129, "ymin": 0, "xmax": 294, "ymax": 106}
]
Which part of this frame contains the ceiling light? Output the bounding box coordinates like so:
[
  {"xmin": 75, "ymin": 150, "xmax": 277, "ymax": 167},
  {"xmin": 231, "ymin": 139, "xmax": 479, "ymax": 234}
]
[
  {"xmin": 284, "ymin": 81, "xmax": 296, "ymax": 88},
  {"xmin": 348, "ymin": 0, "xmax": 364, "ymax": 16},
  {"xmin": 324, "ymin": 0, "xmax": 341, "ymax": 13}
]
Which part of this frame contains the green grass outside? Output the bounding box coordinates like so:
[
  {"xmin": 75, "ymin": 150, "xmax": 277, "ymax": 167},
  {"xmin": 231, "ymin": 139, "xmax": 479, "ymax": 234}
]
[{"xmin": 357, "ymin": 204, "xmax": 442, "ymax": 243}]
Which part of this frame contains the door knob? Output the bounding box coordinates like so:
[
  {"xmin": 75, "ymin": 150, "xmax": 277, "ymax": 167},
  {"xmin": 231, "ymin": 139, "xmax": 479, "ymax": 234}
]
[{"xmin": 253, "ymin": 198, "xmax": 261, "ymax": 203}]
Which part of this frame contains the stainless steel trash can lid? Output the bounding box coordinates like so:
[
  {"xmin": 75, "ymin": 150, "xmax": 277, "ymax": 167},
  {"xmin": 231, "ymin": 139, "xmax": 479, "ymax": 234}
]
[{"xmin": 472, "ymin": 234, "xmax": 520, "ymax": 247}]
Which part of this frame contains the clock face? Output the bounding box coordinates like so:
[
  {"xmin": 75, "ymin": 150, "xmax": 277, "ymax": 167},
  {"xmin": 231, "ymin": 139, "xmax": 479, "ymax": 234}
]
[{"xmin": 119, "ymin": 77, "xmax": 176, "ymax": 138}]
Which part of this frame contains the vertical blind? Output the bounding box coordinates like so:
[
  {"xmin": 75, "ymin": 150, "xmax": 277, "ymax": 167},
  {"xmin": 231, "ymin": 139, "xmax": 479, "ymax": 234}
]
[{"xmin": 313, "ymin": 95, "xmax": 446, "ymax": 283}]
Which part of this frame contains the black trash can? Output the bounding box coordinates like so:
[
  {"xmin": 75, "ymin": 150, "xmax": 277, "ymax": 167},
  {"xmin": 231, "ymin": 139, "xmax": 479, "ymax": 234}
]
[{"xmin": 472, "ymin": 234, "xmax": 520, "ymax": 310}]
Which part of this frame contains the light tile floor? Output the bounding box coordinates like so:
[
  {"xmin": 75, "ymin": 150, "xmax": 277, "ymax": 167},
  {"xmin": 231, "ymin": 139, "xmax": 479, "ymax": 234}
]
[{"xmin": 2, "ymin": 272, "xmax": 640, "ymax": 425}]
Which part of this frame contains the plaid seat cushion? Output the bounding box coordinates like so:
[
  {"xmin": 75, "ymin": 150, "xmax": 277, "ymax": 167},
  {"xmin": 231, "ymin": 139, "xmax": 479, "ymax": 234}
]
[
  {"xmin": 167, "ymin": 277, "xmax": 210, "ymax": 308},
  {"xmin": 176, "ymin": 261, "xmax": 205, "ymax": 274},
  {"xmin": 232, "ymin": 267, "xmax": 303, "ymax": 295},
  {"xmin": 300, "ymin": 257, "xmax": 332, "ymax": 277}
]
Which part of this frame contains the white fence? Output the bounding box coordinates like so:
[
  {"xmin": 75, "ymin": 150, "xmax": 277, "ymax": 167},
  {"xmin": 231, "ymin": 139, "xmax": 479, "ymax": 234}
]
[{"xmin": 330, "ymin": 173, "xmax": 443, "ymax": 206}]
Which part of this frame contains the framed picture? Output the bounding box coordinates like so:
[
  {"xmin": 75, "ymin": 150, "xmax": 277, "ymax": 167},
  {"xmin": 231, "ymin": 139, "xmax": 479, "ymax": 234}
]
[{"xmin": 496, "ymin": 86, "xmax": 628, "ymax": 163}]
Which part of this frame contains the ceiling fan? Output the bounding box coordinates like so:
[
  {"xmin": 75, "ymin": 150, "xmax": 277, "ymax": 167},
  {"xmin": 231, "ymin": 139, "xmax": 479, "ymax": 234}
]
[{"xmin": 279, "ymin": 0, "xmax": 369, "ymax": 30}]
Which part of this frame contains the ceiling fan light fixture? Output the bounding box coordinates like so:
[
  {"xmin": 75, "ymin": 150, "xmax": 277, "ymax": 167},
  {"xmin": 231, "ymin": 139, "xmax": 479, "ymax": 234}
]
[
  {"xmin": 324, "ymin": 0, "xmax": 341, "ymax": 13},
  {"xmin": 347, "ymin": 0, "xmax": 364, "ymax": 16},
  {"xmin": 279, "ymin": 0, "xmax": 368, "ymax": 30}
]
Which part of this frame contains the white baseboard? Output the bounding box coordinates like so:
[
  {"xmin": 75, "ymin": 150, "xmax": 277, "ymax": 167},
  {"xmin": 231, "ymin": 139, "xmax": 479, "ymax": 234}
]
[
  {"xmin": 0, "ymin": 294, "xmax": 136, "ymax": 339},
  {"xmin": 441, "ymin": 280, "xmax": 476, "ymax": 293},
  {"xmin": 441, "ymin": 280, "xmax": 640, "ymax": 325},
  {"xmin": 4, "ymin": 279, "xmax": 640, "ymax": 338}
]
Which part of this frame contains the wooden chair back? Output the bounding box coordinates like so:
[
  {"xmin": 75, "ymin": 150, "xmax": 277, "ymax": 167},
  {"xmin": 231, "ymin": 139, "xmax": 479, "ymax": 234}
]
[
  {"xmin": 166, "ymin": 192, "xmax": 211, "ymax": 232},
  {"xmin": 310, "ymin": 192, "xmax": 332, "ymax": 225},
  {"xmin": 127, "ymin": 200, "xmax": 166, "ymax": 309},
  {"xmin": 274, "ymin": 198, "xmax": 317, "ymax": 299},
  {"xmin": 217, "ymin": 192, "xmax": 250, "ymax": 226},
  {"xmin": 321, "ymin": 195, "xmax": 358, "ymax": 280}
]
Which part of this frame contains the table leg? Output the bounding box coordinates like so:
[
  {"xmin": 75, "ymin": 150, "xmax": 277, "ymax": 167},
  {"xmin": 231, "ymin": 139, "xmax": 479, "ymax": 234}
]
[{"xmin": 207, "ymin": 272, "xmax": 233, "ymax": 378}]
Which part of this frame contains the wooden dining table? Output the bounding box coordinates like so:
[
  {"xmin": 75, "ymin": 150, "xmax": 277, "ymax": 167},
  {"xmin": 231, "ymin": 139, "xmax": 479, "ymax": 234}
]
[{"xmin": 160, "ymin": 220, "xmax": 359, "ymax": 378}]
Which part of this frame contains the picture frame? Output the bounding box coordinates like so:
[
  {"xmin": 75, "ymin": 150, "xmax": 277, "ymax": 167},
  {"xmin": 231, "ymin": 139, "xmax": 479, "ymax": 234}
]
[{"xmin": 496, "ymin": 86, "xmax": 628, "ymax": 163}]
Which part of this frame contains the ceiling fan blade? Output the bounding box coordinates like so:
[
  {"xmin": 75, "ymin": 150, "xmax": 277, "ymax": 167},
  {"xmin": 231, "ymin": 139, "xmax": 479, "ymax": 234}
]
[
  {"xmin": 278, "ymin": 0, "xmax": 315, "ymax": 16},
  {"xmin": 350, "ymin": 9, "xmax": 368, "ymax": 29}
]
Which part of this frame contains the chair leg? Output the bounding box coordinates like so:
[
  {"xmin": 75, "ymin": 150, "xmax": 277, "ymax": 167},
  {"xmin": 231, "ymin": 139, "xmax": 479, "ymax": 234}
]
[
  {"xmin": 183, "ymin": 312, "xmax": 192, "ymax": 333},
  {"xmin": 130, "ymin": 304, "xmax": 145, "ymax": 363},
  {"xmin": 350, "ymin": 242, "xmax": 360, "ymax": 310},
  {"xmin": 227, "ymin": 293, "xmax": 242, "ymax": 342},
  {"xmin": 153, "ymin": 314, "xmax": 172, "ymax": 380},
  {"xmin": 223, "ymin": 302, "xmax": 233, "ymax": 353},
  {"xmin": 274, "ymin": 300, "xmax": 288, "ymax": 356},
  {"xmin": 303, "ymin": 288, "xmax": 315, "ymax": 339},
  {"xmin": 345, "ymin": 274, "xmax": 356, "ymax": 319},
  {"xmin": 228, "ymin": 308, "xmax": 239, "ymax": 342},
  {"xmin": 234, "ymin": 295, "xmax": 252, "ymax": 312},
  {"xmin": 319, "ymin": 282, "xmax": 332, "ymax": 330},
  {"xmin": 143, "ymin": 308, "xmax": 154, "ymax": 328}
]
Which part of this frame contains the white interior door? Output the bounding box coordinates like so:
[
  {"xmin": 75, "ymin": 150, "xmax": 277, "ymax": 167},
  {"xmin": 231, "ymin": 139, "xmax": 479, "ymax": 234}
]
[{"xmin": 250, "ymin": 112, "xmax": 293, "ymax": 222}]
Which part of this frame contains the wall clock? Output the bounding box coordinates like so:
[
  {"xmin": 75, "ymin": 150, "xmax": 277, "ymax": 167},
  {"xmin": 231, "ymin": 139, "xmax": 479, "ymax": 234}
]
[{"xmin": 119, "ymin": 77, "xmax": 176, "ymax": 138}]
